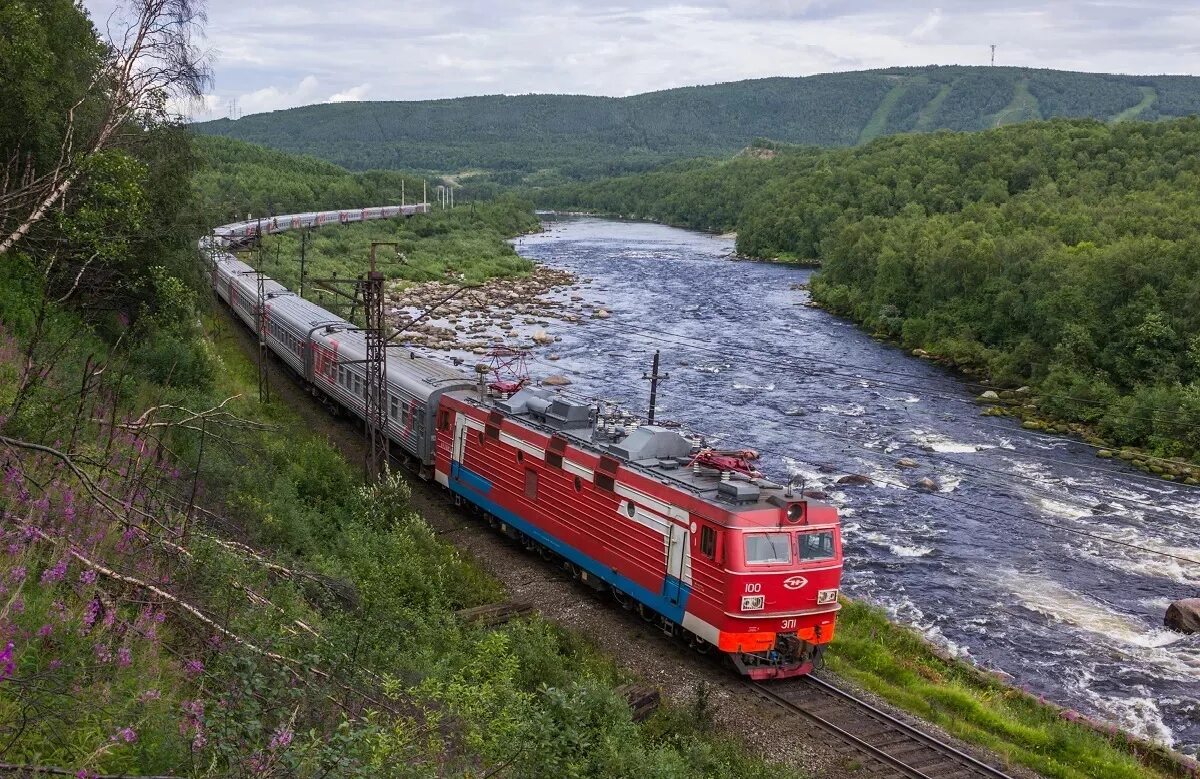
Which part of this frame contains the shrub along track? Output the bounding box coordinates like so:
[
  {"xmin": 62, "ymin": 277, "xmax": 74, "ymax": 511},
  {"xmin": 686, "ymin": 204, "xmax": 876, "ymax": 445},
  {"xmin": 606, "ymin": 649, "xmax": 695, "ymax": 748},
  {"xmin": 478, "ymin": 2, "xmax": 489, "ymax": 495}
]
[{"xmin": 210, "ymin": 302, "xmax": 1036, "ymax": 778}]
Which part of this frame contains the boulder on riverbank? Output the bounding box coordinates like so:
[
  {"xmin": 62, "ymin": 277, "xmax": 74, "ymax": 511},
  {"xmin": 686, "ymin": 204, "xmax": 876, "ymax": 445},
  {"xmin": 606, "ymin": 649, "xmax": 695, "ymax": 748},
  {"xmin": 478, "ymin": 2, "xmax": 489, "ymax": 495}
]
[
  {"xmin": 542, "ymin": 374, "xmax": 572, "ymax": 386},
  {"xmin": 1165, "ymin": 599, "xmax": 1200, "ymax": 634}
]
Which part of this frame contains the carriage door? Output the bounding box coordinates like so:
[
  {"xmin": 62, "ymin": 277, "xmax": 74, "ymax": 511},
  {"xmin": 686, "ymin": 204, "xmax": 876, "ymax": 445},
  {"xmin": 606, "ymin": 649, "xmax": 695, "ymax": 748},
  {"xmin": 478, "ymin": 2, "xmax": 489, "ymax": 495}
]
[
  {"xmin": 451, "ymin": 413, "xmax": 468, "ymax": 464},
  {"xmin": 664, "ymin": 524, "xmax": 689, "ymax": 606}
]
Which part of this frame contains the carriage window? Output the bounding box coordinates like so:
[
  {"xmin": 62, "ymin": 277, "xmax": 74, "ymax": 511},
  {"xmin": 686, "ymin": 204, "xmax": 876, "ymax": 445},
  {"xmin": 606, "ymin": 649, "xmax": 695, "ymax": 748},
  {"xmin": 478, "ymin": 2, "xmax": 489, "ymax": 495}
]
[
  {"xmin": 700, "ymin": 526, "xmax": 717, "ymax": 559},
  {"xmin": 744, "ymin": 533, "xmax": 791, "ymax": 565},
  {"xmin": 798, "ymin": 531, "xmax": 836, "ymax": 562},
  {"xmin": 524, "ymin": 469, "xmax": 538, "ymax": 500}
]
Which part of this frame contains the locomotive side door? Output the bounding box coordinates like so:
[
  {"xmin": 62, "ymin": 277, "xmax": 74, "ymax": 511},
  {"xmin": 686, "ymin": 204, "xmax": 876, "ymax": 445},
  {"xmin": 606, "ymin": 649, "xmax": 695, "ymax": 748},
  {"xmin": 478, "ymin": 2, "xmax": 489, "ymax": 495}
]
[
  {"xmin": 664, "ymin": 524, "xmax": 689, "ymax": 606},
  {"xmin": 451, "ymin": 412, "xmax": 467, "ymax": 464}
]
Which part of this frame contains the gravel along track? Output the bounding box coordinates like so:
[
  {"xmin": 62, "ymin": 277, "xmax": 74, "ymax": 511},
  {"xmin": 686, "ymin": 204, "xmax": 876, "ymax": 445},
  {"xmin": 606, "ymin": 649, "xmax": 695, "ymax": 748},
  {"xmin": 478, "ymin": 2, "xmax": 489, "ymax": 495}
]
[{"xmin": 752, "ymin": 675, "xmax": 1017, "ymax": 778}]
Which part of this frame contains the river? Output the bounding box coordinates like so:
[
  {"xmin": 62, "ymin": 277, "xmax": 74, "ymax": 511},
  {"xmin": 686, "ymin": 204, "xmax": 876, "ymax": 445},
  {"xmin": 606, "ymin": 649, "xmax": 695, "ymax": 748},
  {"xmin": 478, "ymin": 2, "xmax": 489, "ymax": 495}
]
[{"xmin": 510, "ymin": 217, "xmax": 1200, "ymax": 755}]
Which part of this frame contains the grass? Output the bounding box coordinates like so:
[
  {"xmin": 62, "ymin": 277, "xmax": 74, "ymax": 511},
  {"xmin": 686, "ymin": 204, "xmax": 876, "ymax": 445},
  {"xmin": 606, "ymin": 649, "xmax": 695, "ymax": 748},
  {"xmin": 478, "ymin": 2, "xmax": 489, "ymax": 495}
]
[
  {"xmin": 828, "ymin": 599, "xmax": 1179, "ymax": 779},
  {"xmin": 1113, "ymin": 86, "xmax": 1158, "ymax": 122},
  {"xmin": 858, "ymin": 78, "xmax": 914, "ymax": 144},
  {"xmin": 913, "ymin": 83, "xmax": 952, "ymax": 132},
  {"xmin": 992, "ymin": 78, "xmax": 1043, "ymax": 127}
]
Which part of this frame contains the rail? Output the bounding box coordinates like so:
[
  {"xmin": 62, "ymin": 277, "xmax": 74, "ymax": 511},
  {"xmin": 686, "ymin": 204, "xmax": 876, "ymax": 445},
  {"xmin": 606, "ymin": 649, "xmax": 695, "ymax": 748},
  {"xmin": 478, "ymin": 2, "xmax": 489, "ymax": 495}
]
[{"xmin": 750, "ymin": 674, "xmax": 1017, "ymax": 778}]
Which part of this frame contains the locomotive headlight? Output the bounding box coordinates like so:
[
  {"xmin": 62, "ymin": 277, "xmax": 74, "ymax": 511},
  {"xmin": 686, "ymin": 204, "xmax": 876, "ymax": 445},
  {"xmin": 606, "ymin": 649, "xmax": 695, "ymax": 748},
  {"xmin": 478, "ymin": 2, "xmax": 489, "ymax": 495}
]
[
  {"xmin": 816, "ymin": 589, "xmax": 839, "ymax": 605},
  {"xmin": 740, "ymin": 595, "xmax": 765, "ymax": 611}
]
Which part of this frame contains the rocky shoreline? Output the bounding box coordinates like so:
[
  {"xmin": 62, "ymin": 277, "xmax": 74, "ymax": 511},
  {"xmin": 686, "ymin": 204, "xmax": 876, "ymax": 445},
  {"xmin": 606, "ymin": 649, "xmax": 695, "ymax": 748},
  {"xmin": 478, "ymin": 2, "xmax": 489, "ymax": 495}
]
[{"xmin": 384, "ymin": 266, "xmax": 611, "ymax": 360}]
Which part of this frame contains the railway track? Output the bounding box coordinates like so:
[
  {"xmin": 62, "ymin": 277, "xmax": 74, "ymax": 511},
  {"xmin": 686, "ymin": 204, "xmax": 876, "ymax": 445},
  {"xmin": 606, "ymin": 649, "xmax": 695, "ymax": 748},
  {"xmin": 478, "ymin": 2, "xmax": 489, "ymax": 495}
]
[{"xmin": 751, "ymin": 675, "xmax": 1017, "ymax": 778}]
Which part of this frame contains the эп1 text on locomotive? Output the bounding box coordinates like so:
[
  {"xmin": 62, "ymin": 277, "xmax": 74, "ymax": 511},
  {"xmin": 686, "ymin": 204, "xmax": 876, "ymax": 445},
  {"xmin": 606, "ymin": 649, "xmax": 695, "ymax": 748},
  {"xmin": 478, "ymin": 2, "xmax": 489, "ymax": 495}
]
[{"xmin": 206, "ymin": 207, "xmax": 843, "ymax": 679}]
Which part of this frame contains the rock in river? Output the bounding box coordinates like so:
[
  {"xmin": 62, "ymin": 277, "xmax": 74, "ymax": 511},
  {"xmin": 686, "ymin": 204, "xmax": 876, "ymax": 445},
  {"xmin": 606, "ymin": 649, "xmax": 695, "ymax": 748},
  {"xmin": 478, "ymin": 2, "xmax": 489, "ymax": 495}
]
[
  {"xmin": 542, "ymin": 374, "xmax": 572, "ymax": 387},
  {"xmin": 1165, "ymin": 599, "xmax": 1200, "ymax": 634},
  {"xmin": 836, "ymin": 474, "xmax": 874, "ymax": 487},
  {"xmin": 912, "ymin": 477, "xmax": 940, "ymax": 492}
]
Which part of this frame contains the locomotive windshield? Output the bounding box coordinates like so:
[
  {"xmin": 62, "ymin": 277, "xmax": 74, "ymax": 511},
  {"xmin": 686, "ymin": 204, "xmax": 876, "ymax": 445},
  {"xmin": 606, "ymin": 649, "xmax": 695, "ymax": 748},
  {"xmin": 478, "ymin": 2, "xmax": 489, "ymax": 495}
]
[
  {"xmin": 798, "ymin": 531, "xmax": 836, "ymax": 561},
  {"xmin": 744, "ymin": 533, "xmax": 792, "ymax": 564}
]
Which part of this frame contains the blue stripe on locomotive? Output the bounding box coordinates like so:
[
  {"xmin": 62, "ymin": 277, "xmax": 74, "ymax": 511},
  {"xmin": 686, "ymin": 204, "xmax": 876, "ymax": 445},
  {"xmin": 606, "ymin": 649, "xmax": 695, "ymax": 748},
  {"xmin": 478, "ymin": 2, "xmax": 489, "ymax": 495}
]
[{"xmin": 449, "ymin": 462, "xmax": 693, "ymax": 623}]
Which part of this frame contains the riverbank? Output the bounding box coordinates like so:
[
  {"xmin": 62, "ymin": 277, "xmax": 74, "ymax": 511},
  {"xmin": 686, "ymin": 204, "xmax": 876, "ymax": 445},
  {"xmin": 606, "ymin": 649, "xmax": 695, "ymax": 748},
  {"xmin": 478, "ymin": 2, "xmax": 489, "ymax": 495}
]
[{"xmin": 796, "ymin": 290, "xmax": 1200, "ymax": 487}]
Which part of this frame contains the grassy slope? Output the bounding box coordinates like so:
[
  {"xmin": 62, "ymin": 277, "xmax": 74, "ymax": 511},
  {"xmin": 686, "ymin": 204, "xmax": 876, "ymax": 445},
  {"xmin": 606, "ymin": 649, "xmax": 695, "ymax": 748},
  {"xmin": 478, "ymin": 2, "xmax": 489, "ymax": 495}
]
[
  {"xmin": 858, "ymin": 77, "xmax": 912, "ymax": 143},
  {"xmin": 1114, "ymin": 86, "xmax": 1159, "ymax": 122}
]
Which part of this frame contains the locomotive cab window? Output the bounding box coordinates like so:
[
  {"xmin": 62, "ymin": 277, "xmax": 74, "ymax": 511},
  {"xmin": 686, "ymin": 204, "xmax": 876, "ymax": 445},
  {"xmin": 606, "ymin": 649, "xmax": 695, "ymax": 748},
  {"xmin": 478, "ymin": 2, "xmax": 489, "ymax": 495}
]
[
  {"xmin": 744, "ymin": 533, "xmax": 792, "ymax": 565},
  {"xmin": 798, "ymin": 531, "xmax": 836, "ymax": 562},
  {"xmin": 699, "ymin": 526, "xmax": 717, "ymax": 559}
]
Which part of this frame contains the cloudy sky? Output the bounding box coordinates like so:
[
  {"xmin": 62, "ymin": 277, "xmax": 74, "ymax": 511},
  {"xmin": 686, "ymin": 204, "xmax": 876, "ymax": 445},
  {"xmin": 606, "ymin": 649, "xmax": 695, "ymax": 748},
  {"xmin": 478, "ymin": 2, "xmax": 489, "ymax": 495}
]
[{"xmin": 85, "ymin": 1, "xmax": 1200, "ymax": 120}]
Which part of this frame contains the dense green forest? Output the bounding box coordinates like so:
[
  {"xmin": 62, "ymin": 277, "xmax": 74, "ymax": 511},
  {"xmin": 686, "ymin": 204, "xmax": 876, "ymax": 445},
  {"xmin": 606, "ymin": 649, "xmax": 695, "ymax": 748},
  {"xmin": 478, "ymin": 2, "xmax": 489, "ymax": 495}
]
[
  {"xmin": 548, "ymin": 118, "xmax": 1200, "ymax": 465},
  {"xmin": 194, "ymin": 135, "xmax": 429, "ymax": 224},
  {"xmin": 193, "ymin": 66, "xmax": 1200, "ymax": 188}
]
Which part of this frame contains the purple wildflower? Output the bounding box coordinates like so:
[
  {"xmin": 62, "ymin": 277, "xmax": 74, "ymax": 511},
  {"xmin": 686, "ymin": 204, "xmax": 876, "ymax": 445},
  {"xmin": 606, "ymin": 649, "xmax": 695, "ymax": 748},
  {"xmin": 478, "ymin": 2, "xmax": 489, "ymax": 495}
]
[
  {"xmin": 138, "ymin": 689, "xmax": 161, "ymax": 703},
  {"xmin": 37, "ymin": 624, "xmax": 52, "ymax": 638},
  {"xmin": 0, "ymin": 642, "xmax": 14, "ymax": 679},
  {"xmin": 8, "ymin": 566, "xmax": 26, "ymax": 582},
  {"xmin": 94, "ymin": 643, "xmax": 112, "ymax": 663},
  {"xmin": 184, "ymin": 659, "xmax": 204, "ymax": 677},
  {"xmin": 80, "ymin": 569, "xmax": 97, "ymax": 585},
  {"xmin": 114, "ymin": 727, "xmax": 137, "ymax": 743},
  {"xmin": 117, "ymin": 647, "xmax": 132, "ymax": 667},
  {"xmin": 268, "ymin": 725, "xmax": 293, "ymax": 750},
  {"xmin": 40, "ymin": 558, "xmax": 67, "ymax": 584},
  {"xmin": 83, "ymin": 599, "xmax": 101, "ymax": 630}
]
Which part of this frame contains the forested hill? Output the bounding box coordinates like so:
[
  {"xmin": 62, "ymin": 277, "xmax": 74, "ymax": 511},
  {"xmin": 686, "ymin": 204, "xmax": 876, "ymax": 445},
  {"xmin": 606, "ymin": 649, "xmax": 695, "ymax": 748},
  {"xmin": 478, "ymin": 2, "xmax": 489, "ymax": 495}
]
[
  {"xmin": 192, "ymin": 65, "xmax": 1200, "ymax": 183},
  {"xmin": 547, "ymin": 117, "xmax": 1200, "ymax": 468}
]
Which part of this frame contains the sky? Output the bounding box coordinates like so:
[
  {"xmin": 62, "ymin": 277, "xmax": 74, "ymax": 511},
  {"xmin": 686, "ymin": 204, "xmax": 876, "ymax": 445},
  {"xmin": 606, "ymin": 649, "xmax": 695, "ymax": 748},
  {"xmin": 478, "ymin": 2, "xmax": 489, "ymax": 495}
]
[{"xmin": 84, "ymin": 0, "xmax": 1200, "ymax": 121}]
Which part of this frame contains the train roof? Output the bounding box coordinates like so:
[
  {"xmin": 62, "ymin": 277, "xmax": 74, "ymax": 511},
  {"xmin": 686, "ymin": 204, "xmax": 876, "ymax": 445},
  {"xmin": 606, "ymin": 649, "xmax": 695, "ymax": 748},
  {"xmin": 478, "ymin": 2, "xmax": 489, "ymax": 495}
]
[{"xmin": 455, "ymin": 386, "xmax": 836, "ymax": 523}]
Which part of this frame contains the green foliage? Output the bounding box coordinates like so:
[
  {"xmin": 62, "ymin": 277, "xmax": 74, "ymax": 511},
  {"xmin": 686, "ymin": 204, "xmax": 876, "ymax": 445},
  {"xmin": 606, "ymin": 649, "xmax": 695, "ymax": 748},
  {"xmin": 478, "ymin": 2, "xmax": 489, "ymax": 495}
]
[
  {"xmin": 192, "ymin": 135, "xmax": 431, "ymax": 222},
  {"xmin": 552, "ymin": 117, "xmax": 1200, "ymax": 461},
  {"xmin": 0, "ymin": 0, "xmax": 103, "ymax": 171},
  {"xmin": 192, "ymin": 66, "xmax": 1200, "ymax": 187},
  {"xmin": 259, "ymin": 198, "xmax": 539, "ymax": 296}
]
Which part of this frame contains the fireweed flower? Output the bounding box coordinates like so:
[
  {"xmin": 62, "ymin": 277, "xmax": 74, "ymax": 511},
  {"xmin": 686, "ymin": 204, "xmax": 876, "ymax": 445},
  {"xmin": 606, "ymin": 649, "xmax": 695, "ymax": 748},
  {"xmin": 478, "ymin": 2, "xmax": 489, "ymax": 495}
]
[
  {"xmin": 0, "ymin": 642, "xmax": 14, "ymax": 679},
  {"xmin": 83, "ymin": 599, "xmax": 101, "ymax": 630},
  {"xmin": 184, "ymin": 659, "xmax": 204, "ymax": 677},
  {"xmin": 80, "ymin": 569, "xmax": 97, "ymax": 585},
  {"xmin": 113, "ymin": 727, "xmax": 137, "ymax": 743},
  {"xmin": 40, "ymin": 558, "xmax": 67, "ymax": 584},
  {"xmin": 268, "ymin": 725, "xmax": 294, "ymax": 750},
  {"xmin": 8, "ymin": 566, "xmax": 26, "ymax": 582},
  {"xmin": 117, "ymin": 647, "xmax": 132, "ymax": 667}
]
